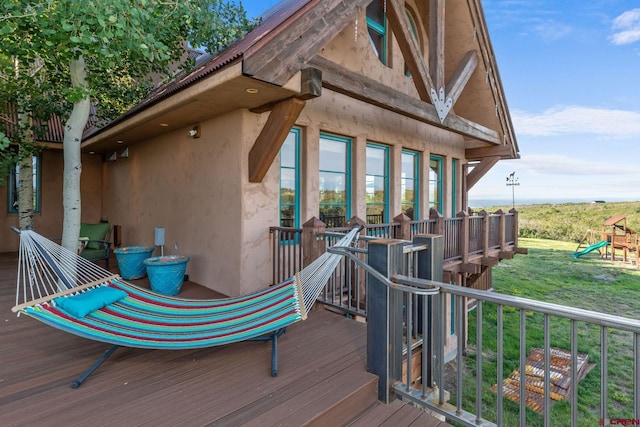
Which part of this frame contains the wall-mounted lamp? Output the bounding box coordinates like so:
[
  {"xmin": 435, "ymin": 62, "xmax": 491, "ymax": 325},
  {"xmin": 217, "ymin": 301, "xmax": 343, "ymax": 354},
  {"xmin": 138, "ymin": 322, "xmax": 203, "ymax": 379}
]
[
  {"xmin": 106, "ymin": 152, "xmax": 117, "ymax": 162},
  {"xmin": 120, "ymin": 147, "xmax": 129, "ymax": 159},
  {"xmin": 188, "ymin": 124, "xmax": 201, "ymax": 139}
]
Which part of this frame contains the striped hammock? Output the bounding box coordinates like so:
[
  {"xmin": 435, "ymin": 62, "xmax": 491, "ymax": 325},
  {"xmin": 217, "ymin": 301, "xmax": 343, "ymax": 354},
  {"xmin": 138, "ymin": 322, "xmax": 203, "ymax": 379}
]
[{"xmin": 13, "ymin": 228, "xmax": 360, "ymax": 350}]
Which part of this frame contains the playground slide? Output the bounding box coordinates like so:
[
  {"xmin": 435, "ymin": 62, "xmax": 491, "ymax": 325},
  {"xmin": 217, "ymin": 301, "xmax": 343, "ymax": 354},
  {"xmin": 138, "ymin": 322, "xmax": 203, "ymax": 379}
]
[{"xmin": 573, "ymin": 241, "xmax": 609, "ymax": 259}]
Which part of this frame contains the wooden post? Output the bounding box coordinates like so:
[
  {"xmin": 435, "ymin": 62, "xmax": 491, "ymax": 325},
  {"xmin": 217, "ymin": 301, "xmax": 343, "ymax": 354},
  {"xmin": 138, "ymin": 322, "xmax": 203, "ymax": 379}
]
[
  {"xmin": 302, "ymin": 217, "xmax": 326, "ymax": 267},
  {"xmin": 480, "ymin": 210, "xmax": 489, "ymax": 256},
  {"xmin": 367, "ymin": 239, "xmax": 404, "ymax": 403},
  {"xmin": 430, "ymin": 208, "xmax": 444, "ymax": 236},
  {"xmin": 393, "ymin": 213, "xmax": 412, "ymax": 240},
  {"xmin": 510, "ymin": 208, "xmax": 519, "ymax": 248},
  {"xmin": 458, "ymin": 210, "xmax": 469, "ymax": 264},
  {"xmin": 496, "ymin": 209, "xmax": 507, "ymax": 251}
]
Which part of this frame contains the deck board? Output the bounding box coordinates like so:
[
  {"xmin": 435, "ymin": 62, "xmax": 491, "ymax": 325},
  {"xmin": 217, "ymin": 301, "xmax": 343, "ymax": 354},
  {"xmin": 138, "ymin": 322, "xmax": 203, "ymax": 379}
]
[{"xmin": 1, "ymin": 252, "xmax": 448, "ymax": 426}]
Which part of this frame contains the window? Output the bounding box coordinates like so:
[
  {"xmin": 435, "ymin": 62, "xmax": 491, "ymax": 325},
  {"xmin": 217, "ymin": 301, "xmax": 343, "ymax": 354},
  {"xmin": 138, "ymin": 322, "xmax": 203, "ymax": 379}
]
[
  {"xmin": 404, "ymin": 9, "xmax": 421, "ymax": 76},
  {"xmin": 8, "ymin": 155, "xmax": 41, "ymax": 214},
  {"xmin": 366, "ymin": 143, "xmax": 389, "ymax": 224},
  {"xmin": 319, "ymin": 134, "xmax": 351, "ymax": 228},
  {"xmin": 367, "ymin": 0, "xmax": 387, "ymax": 65},
  {"xmin": 279, "ymin": 129, "xmax": 300, "ymax": 228},
  {"xmin": 452, "ymin": 158, "xmax": 458, "ymax": 214},
  {"xmin": 429, "ymin": 155, "xmax": 443, "ymax": 214},
  {"xmin": 401, "ymin": 150, "xmax": 419, "ymax": 220}
]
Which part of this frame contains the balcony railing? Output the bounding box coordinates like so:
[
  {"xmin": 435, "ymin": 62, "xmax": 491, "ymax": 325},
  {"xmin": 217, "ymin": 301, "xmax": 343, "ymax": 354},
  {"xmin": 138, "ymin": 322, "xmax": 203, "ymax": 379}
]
[
  {"xmin": 270, "ymin": 209, "xmax": 522, "ymax": 287},
  {"xmin": 330, "ymin": 236, "xmax": 640, "ymax": 427}
]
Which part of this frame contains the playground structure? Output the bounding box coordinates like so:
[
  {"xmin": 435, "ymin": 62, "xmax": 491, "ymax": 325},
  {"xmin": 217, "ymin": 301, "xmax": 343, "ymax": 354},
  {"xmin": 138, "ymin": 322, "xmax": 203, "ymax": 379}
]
[{"xmin": 574, "ymin": 214, "xmax": 639, "ymax": 267}]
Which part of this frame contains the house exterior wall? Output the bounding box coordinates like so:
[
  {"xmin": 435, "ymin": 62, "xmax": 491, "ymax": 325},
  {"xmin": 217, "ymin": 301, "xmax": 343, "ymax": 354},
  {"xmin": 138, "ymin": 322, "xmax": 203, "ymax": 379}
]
[
  {"xmin": 0, "ymin": 150, "xmax": 103, "ymax": 252},
  {"xmin": 102, "ymin": 110, "xmax": 277, "ymax": 297}
]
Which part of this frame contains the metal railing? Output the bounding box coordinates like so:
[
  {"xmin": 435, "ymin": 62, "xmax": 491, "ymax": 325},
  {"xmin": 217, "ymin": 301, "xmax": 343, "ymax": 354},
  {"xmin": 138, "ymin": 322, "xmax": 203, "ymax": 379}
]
[{"xmin": 331, "ymin": 235, "xmax": 640, "ymax": 426}]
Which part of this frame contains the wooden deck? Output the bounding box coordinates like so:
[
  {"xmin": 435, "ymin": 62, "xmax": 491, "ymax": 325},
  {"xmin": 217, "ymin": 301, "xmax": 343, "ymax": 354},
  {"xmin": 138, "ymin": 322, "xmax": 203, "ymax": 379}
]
[{"xmin": 0, "ymin": 252, "xmax": 448, "ymax": 426}]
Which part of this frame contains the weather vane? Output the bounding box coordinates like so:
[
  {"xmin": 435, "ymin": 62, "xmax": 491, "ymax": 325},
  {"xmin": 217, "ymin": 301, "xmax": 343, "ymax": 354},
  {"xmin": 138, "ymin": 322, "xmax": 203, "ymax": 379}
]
[{"xmin": 506, "ymin": 171, "xmax": 519, "ymax": 209}]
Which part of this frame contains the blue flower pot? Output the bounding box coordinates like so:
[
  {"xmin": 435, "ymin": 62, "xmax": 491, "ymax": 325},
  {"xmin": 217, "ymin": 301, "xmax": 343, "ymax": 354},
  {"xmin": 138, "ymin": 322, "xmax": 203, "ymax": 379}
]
[
  {"xmin": 144, "ymin": 255, "xmax": 190, "ymax": 296},
  {"xmin": 114, "ymin": 246, "xmax": 155, "ymax": 279}
]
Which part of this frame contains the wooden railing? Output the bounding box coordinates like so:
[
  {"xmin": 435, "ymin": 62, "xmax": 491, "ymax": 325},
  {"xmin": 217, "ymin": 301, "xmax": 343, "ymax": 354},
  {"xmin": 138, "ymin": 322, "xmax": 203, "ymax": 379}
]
[{"xmin": 269, "ymin": 209, "xmax": 521, "ymax": 287}]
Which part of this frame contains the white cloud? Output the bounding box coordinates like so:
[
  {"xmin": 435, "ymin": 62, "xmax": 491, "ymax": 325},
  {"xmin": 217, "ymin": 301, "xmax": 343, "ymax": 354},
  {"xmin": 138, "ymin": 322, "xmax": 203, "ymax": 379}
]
[
  {"xmin": 533, "ymin": 21, "xmax": 573, "ymax": 42},
  {"xmin": 518, "ymin": 154, "xmax": 638, "ymax": 176},
  {"xmin": 511, "ymin": 106, "xmax": 640, "ymax": 137},
  {"xmin": 609, "ymin": 8, "xmax": 640, "ymax": 45}
]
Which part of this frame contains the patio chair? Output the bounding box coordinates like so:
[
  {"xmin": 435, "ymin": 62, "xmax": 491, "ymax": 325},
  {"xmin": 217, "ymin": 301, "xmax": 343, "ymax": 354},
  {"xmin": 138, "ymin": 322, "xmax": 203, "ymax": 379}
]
[{"xmin": 79, "ymin": 222, "xmax": 112, "ymax": 270}]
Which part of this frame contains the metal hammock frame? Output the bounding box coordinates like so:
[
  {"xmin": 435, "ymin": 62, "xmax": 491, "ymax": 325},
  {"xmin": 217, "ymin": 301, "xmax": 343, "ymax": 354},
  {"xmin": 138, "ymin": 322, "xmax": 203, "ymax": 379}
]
[{"xmin": 11, "ymin": 227, "xmax": 360, "ymax": 387}]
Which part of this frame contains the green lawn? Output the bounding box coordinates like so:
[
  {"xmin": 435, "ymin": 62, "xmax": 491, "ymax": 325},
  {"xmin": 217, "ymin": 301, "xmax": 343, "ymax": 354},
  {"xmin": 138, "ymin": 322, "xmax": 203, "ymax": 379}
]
[{"xmin": 456, "ymin": 238, "xmax": 640, "ymax": 426}]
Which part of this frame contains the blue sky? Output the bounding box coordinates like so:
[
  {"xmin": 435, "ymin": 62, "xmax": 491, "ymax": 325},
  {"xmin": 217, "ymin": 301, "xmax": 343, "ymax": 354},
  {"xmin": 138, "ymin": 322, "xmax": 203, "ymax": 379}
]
[{"xmin": 239, "ymin": 0, "xmax": 640, "ymax": 204}]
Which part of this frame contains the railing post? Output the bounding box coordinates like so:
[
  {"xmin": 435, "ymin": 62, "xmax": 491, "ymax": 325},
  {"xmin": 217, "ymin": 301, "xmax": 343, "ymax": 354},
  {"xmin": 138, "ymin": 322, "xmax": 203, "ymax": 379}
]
[
  {"xmin": 480, "ymin": 210, "xmax": 489, "ymax": 256},
  {"xmin": 367, "ymin": 239, "xmax": 405, "ymax": 403},
  {"xmin": 429, "ymin": 208, "xmax": 444, "ymax": 236},
  {"xmin": 393, "ymin": 213, "xmax": 412, "ymax": 240},
  {"xmin": 302, "ymin": 217, "xmax": 326, "ymax": 267},
  {"xmin": 510, "ymin": 208, "xmax": 519, "ymax": 247},
  {"xmin": 413, "ymin": 234, "xmax": 444, "ymax": 389},
  {"xmin": 496, "ymin": 209, "xmax": 506, "ymax": 251},
  {"xmin": 458, "ymin": 210, "xmax": 470, "ymax": 264}
]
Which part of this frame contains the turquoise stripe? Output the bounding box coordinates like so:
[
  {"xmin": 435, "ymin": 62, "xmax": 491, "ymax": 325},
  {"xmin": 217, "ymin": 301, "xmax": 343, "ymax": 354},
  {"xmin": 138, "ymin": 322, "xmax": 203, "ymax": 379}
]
[{"xmin": 22, "ymin": 278, "xmax": 303, "ymax": 349}]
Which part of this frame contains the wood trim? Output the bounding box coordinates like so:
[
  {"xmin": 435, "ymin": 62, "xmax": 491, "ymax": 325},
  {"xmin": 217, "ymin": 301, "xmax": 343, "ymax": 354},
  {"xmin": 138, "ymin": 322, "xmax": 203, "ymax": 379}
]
[
  {"xmin": 466, "ymin": 156, "xmax": 499, "ymax": 189},
  {"xmin": 445, "ymin": 51, "xmax": 479, "ymax": 107},
  {"xmin": 308, "ymin": 56, "xmax": 500, "ymax": 144},
  {"xmin": 465, "ymin": 144, "xmax": 513, "ymax": 160},
  {"xmin": 386, "ymin": 0, "xmax": 433, "ymax": 102},
  {"xmin": 248, "ymin": 98, "xmax": 306, "ymax": 183},
  {"xmin": 429, "ymin": 0, "xmax": 445, "ymax": 90},
  {"xmin": 243, "ymin": 0, "xmax": 371, "ymax": 86},
  {"xmin": 250, "ymin": 67, "xmax": 322, "ymax": 114}
]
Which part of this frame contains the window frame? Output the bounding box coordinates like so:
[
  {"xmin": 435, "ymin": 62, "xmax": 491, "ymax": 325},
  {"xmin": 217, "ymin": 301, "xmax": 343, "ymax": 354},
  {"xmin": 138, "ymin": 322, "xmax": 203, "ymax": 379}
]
[
  {"xmin": 401, "ymin": 149, "xmax": 419, "ymax": 220},
  {"xmin": 7, "ymin": 155, "xmax": 41, "ymax": 214},
  {"xmin": 429, "ymin": 155, "xmax": 443, "ymax": 214},
  {"xmin": 365, "ymin": 142, "xmax": 390, "ymax": 224},
  {"xmin": 366, "ymin": 0, "xmax": 388, "ymax": 65},
  {"xmin": 279, "ymin": 128, "xmax": 301, "ymax": 229},
  {"xmin": 319, "ymin": 133, "xmax": 352, "ymax": 228}
]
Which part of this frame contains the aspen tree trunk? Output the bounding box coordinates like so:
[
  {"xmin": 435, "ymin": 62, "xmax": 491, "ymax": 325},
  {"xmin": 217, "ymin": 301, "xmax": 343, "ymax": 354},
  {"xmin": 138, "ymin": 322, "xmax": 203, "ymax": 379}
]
[
  {"xmin": 17, "ymin": 112, "xmax": 34, "ymax": 230},
  {"xmin": 61, "ymin": 56, "xmax": 91, "ymax": 253}
]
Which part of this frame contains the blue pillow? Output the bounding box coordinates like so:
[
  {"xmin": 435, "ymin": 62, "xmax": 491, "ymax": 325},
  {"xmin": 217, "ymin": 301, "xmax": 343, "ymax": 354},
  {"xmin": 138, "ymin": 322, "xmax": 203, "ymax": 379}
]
[{"xmin": 55, "ymin": 286, "xmax": 127, "ymax": 318}]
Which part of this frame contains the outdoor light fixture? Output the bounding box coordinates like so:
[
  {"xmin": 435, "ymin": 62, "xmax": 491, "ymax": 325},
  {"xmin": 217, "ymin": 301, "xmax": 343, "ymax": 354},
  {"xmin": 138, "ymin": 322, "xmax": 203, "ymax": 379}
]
[
  {"xmin": 188, "ymin": 124, "xmax": 201, "ymax": 139},
  {"xmin": 154, "ymin": 227, "xmax": 165, "ymax": 256},
  {"xmin": 245, "ymin": 88, "xmax": 259, "ymax": 94},
  {"xmin": 119, "ymin": 147, "xmax": 129, "ymax": 159}
]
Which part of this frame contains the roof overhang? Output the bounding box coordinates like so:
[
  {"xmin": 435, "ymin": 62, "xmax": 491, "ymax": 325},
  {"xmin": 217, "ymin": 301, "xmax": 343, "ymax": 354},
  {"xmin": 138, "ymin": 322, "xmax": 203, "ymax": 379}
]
[{"xmin": 82, "ymin": 62, "xmax": 302, "ymax": 153}]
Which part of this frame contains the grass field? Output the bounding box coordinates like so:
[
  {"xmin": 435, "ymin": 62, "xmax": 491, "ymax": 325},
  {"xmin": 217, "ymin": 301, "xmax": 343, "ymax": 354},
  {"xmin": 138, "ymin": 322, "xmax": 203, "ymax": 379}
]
[{"xmin": 455, "ymin": 237, "xmax": 640, "ymax": 426}]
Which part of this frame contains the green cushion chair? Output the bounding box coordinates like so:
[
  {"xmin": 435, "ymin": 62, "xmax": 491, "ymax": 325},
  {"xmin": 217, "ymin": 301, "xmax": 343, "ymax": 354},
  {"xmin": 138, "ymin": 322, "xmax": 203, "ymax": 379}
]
[{"xmin": 79, "ymin": 222, "xmax": 112, "ymax": 270}]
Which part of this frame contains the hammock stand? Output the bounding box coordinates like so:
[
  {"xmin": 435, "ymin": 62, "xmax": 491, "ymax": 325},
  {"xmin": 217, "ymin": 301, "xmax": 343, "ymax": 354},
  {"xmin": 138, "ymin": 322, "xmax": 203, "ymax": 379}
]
[{"xmin": 12, "ymin": 227, "xmax": 360, "ymax": 388}]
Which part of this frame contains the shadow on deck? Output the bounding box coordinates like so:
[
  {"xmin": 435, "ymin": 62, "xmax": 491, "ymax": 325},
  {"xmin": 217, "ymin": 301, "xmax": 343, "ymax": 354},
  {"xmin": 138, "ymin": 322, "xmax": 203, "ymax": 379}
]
[{"xmin": 0, "ymin": 253, "xmax": 447, "ymax": 426}]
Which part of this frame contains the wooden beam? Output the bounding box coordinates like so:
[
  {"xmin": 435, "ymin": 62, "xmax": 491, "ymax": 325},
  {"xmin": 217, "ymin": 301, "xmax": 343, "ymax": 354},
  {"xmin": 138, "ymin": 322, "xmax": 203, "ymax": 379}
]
[
  {"xmin": 248, "ymin": 98, "xmax": 305, "ymax": 183},
  {"xmin": 465, "ymin": 144, "xmax": 513, "ymax": 160},
  {"xmin": 445, "ymin": 51, "xmax": 479, "ymax": 107},
  {"xmin": 250, "ymin": 67, "xmax": 322, "ymax": 114},
  {"xmin": 386, "ymin": 0, "xmax": 433, "ymax": 102},
  {"xmin": 308, "ymin": 56, "xmax": 501, "ymax": 145},
  {"xmin": 466, "ymin": 156, "xmax": 500, "ymax": 189},
  {"xmin": 429, "ymin": 0, "xmax": 445, "ymax": 90},
  {"xmin": 243, "ymin": 0, "xmax": 370, "ymax": 86}
]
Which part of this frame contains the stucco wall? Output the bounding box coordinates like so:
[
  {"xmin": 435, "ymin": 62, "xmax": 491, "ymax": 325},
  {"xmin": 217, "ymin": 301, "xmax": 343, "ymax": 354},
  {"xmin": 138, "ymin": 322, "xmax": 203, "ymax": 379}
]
[
  {"xmin": 103, "ymin": 110, "xmax": 278, "ymax": 297},
  {"xmin": 0, "ymin": 149, "xmax": 103, "ymax": 252}
]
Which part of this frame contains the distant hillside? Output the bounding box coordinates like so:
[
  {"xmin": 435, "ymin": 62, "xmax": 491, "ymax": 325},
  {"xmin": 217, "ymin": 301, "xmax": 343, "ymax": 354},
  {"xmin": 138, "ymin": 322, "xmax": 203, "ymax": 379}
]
[{"xmin": 483, "ymin": 201, "xmax": 640, "ymax": 243}]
